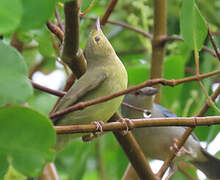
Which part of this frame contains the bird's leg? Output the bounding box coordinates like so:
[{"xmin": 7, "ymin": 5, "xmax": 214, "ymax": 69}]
[
  {"xmin": 170, "ymin": 138, "xmax": 191, "ymax": 157},
  {"xmin": 82, "ymin": 121, "xmax": 107, "ymax": 142}
]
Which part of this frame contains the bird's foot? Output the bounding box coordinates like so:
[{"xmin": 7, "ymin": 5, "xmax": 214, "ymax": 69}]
[
  {"xmin": 119, "ymin": 118, "xmax": 134, "ymax": 136},
  {"xmin": 170, "ymin": 138, "xmax": 191, "ymax": 157},
  {"xmin": 82, "ymin": 121, "xmax": 106, "ymax": 142}
]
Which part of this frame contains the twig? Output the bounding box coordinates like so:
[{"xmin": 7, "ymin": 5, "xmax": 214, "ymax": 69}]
[
  {"xmin": 80, "ymin": 0, "xmax": 95, "ymax": 17},
  {"xmin": 207, "ymin": 24, "xmax": 220, "ymax": 61},
  {"xmin": 122, "ymin": 102, "xmax": 150, "ymax": 113},
  {"xmin": 54, "ymin": 115, "xmax": 220, "ymax": 134},
  {"xmin": 31, "ymin": 80, "xmax": 66, "ymax": 97},
  {"xmin": 109, "ymin": 112, "xmax": 158, "ymax": 180},
  {"xmin": 61, "ymin": 1, "xmax": 87, "ymax": 78},
  {"xmin": 10, "ymin": 32, "xmax": 24, "ymax": 52},
  {"xmin": 101, "ymin": 0, "xmax": 118, "ymax": 25},
  {"xmin": 55, "ymin": 7, "xmax": 64, "ymax": 32},
  {"xmin": 46, "ymin": 21, "xmax": 64, "ymax": 42},
  {"xmin": 31, "ymin": 70, "xmax": 219, "ymax": 99},
  {"xmin": 49, "ymin": 69, "xmax": 220, "ymax": 120},
  {"xmin": 157, "ymin": 84, "xmax": 220, "ymax": 178}
]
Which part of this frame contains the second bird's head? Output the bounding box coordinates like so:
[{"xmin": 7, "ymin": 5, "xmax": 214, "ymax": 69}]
[{"xmin": 85, "ymin": 17, "xmax": 116, "ymax": 60}]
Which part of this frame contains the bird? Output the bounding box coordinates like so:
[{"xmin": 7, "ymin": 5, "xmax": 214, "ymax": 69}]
[
  {"xmin": 53, "ymin": 18, "xmax": 128, "ymax": 149},
  {"xmin": 121, "ymin": 87, "xmax": 220, "ymax": 180}
]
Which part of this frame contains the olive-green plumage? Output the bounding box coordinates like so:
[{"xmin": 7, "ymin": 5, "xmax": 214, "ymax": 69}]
[{"xmin": 53, "ymin": 19, "xmax": 127, "ymax": 149}]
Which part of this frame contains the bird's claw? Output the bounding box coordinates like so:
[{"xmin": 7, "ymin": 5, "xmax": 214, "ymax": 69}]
[
  {"xmin": 82, "ymin": 121, "xmax": 106, "ymax": 142},
  {"xmin": 119, "ymin": 118, "xmax": 134, "ymax": 136}
]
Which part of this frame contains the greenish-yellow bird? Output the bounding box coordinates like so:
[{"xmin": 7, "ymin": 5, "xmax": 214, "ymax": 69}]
[
  {"xmin": 122, "ymin": 87, "xmax": 220, "ymax": 179},
  {"xmin": 53, "ymin": 18, "xmax": 127, "ymax": 149}
]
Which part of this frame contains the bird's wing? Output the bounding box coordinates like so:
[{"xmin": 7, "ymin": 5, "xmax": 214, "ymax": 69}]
[
  {"xmin": 155, "ymin": 104, "xmax": 200, "ymax": 141},
  {"xmin": 154, "ymin": 104, "xmax": 177, "ymax": 117},
  {"xmin": 54, "ymin": 71, "xmax": 107, "ymax": 111}
]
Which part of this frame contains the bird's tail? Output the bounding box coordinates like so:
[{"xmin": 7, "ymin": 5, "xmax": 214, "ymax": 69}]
[{"xmin": 192, "ymin": 148, "xmax": 220, "ymax": 180}]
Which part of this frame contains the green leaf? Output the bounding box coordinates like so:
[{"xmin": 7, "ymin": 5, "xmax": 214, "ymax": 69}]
[
  {"xmin": 33, "ymin": 27, "xmax": 56, "ymax": 57},
  {"xmin": 180, "ymin": 0, "xmax": 208, "ymax": 50},
  {"xmin": 162, "ymin": 56, "xmax": 185, "ymax": 109},
  {"xmin": 81, "ymin": 0, "xmax": 94, "ymax": 12},
  {"xmin": 0, "ymin": 106, "xmax": 56, "ymax": 177},
  {"xmin": 126, "ymin": 61, "xmax": 150, "ymax": 85},
  {"xmin": 0, "ymin": 42, "xmax": 33, "ymax": 107},
  {"xmin": 0, "ymin": 153, "xmax": 9, "ymax": 179},
  {"xmin": 28, "ymin": 92, "xmax": 58, "ymax": 115},
  {"xmin": 0, "ymin": 0, "xmax": 22, "ymax": 34},
  {"xmin": 19, "ymin": 0, "xmax": 56, "ymax": 31}
]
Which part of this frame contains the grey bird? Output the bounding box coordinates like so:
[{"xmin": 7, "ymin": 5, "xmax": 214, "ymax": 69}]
[{"xmin": 121, "ymin": 87, "xmax": 220, "ymax": 180}]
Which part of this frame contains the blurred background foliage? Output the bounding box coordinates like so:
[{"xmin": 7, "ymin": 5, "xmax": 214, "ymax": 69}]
[{"xmin": 1, "ymin": 0, "xmax": 220, "ymax": 179}]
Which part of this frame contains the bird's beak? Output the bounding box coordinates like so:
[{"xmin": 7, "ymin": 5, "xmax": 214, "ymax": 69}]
[{"xmin": 95, "ymin": 17, "xmax": 101, "ymax": 31}]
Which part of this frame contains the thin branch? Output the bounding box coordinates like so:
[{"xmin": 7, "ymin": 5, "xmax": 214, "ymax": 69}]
[
  {"xmin": 122, "ymin": 102, "xmax": 150, "ymax": 113},
  {"xmin": 80, "ymin": 0, "xmax": 95, "ymax": 17},
  {"xmin": 55, "ymin": 7, "xmax": 64, "ymax": 32},
  {"xmin": 54, "ymin": 115, "xmax": 220, "ymax": 134},
  {"xmin": 101, "ymin": 0, "xmax": 118, "ymax": 25},
  {"xmin": 109, "ymin": 112, "xmax": 158, "ymax": 180},
  {"xmin": 61, "ymin": 0, "xmax": 87, "ymax": 78},
  {"xmin": 46, "ymin": 21, "xmax": 64, "ymax": 42},
  {"xmin": 207, "ymin": 24, "xmax": 220, "ymax": 61},
  {"xmin": 49, "ymin": 69, "xmax": 220, "ymax": 120},
  {"xmin": 157, "ymin": 84, "xmax": 220, "ymax": 178},
  {"xmin": 31, "ymin": 80, "xmax": 66, "ymax": 97}
]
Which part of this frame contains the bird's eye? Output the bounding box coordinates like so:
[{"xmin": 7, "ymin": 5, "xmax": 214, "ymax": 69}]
[
  {"xmin": 95, "ymin": 36, "xmax": 100, "ymax": 42},
  {"xmin": 134, "ymin": 91, "xmax": 140, "ymax": 96}
]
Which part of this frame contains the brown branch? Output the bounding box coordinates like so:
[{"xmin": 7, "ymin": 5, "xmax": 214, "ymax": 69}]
[
  {"xmin": 31, "ymin": 80, "xmax": 66, "ymax": 97},
  {"xmin": 157, "ymin": 84, "xmax": 220, "ymax": 178},
  {"xmin": 46, "ymin": 21, "xmax": 64, "ymax": 42},
  {"xmin": 55, "ymin": 115, "xmax": 220, "ymax": 134},
  {"xmin": 150, "ymin": 0, "xmax": 167, "ymax": 103},
  {"xmin": 10, "ymin": 32, "xmax": 24, "ymax": 52},
  {"xmin": 80, "ymin": 0, "xmax": 95, "ymax": 17},
  {"xmin": 49, "ymin": 70, "xmax": 220, "ymax": 120},
  {"xmin": 122, "ymin": 164, "xmax": 139, "ymax": 180},
  {"xmin": 55, "ymin": 7, "xmax": 64, "ymax": 32},
  {"xmin": 207, "ymin": 24, "xmax": 220, "ymax": 61},
  {"xmin": 109, "ymin": 112, "xmax": 158, "ymax": 180},
  {"xmin": 101, "ymin": 0, "xmax": 118, "ymax": 25},
  {"xmin": 122, "ymin": 102, "xmax": 150, "ymax": 113},
  {"xmin": 61, "ymin": 0, "xmax": 87, "ymax": 78}
]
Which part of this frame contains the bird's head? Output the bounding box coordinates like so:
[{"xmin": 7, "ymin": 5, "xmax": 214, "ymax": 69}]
[{"xmin": 85, "ymin": 17, "xmax": 116, "ymax": 61}]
